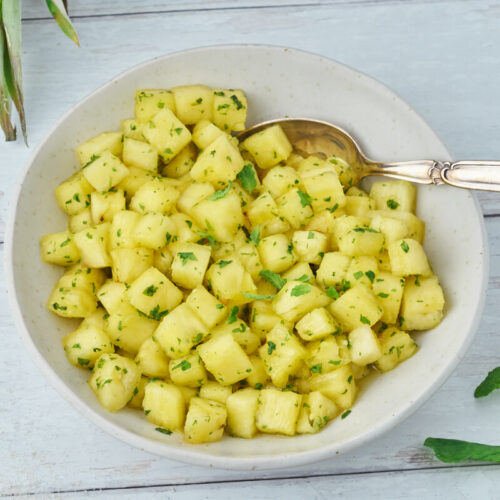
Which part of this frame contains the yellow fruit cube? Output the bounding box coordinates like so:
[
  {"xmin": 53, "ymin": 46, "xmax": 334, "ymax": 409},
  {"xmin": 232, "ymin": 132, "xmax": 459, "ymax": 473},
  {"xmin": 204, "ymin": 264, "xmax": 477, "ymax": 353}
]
[
  {"xmin": 348, "ymin": 325, "xmax": 382, "ymax": 365},
  {"xmin": 388, "ymin": 238, "xmax": 432, "ymax": 277},
  {"xmin": 310, "ymin": 364, "xmax": 356, "ymax": 410},
  {"xmin": 184, "ymin": 286, "xmax": 227, "ymax": 329},
  {"xmin": 110, "ymin": 247, "xmax": 154, "ymax": 284},
  {"xmin": 199, "ymin": 381, "xmax": 233, "ymax": 404},
  {"xmin": 135, "ymin": 337, "xmax": 170, "ymax": 378},
  {"xmin": 292, "ymin": 230, "xmax": 328, "ymax": 265},
  {"xmin": 75, "ymin": 131, "xmax": 123, "ymax": 166},
  {"xmin": 171, "ymin": 242, "xmax": 211, "ymax": 289},
  {"xmin": 296, "ymin": 391, "xmax": 340, "ymax": 434},
  {"xmin": 162, "ymin": 143, "xmax": 197, "ymax": 178},
  {"xmin": 122, "ymin": 137, "xmax": 158, "ymax": 172},
  {"xmin": 121, "ymin": 118, "xmax": 145, "ymax": 141},
  {"xmin": 73, "ymin": 223, "xmax": 111, "ymax": 268},
  {"xmin": 82, "ymin": 150, "xmax": 129, "ymax": 192},
  {"xmin": 40, "ymin": 231, "xmax": 80, "ymax": 266},
  {"xmin": 55, "ymin": 172, "xmax": 94, "ymax": 216},
  {"xmin": 142, "ymin": 380, "xmax": 185, "ymax": 431},
  {"xmin": 184, "ymin": 397, "xmax": 227, "ymax": 444},
  {"xmin": 133, "ymin": 213, "xmax": 176, "ymax": 250},
  {"xmin": 258, "ymin": 234, "xmax": 297, "ymax": 274},
  {"xmin": 372, "ymin": 272, "xmax": 405, "ymax": 324},
  {"xmin": 316, "ymin": 252, "xmax": 351, "ymax": 288},
  {"xmin": 370, "ymin": 180, "xmax": 417, "ymax": 213},
  {"xmin": 169, "ymin": 353, "xmax": 208, "ymax": 388},
  {"xmin": 212, "ymin": 88, "xmax": 248, "ymax": 131},
  {"xmin": 242, "ymin": 125, "xmax": 292, "ymax": 169},
  {"xmin": 262, "ymin": 166, "xmax": 302, "ymax": 198},
  {"xmin": 276, "ymin": 188, "xmax": 314, "ymax": 229},
  {"xmin": 130, "ymin": 178, "xmax": 180, "ymax": 215},
  {"xmin": 226, "ymin": 388, "xmax": 260, "ymax": 438},
  {"xmin": 375, "ymin": 326, "xmax": 418, "ymax": 372},
  {"xmin": 134, "ymin": 89, "xmax": 176, "ymax": 123},
  {"xmin": 90, "ymin": 189, "xmax": 125, "ymax": 224},
  {"xmin": 256, "ymin": 388, "xmax": 302, "ymax": 436},
  {"xmin": 109, "ymin": 210, "xmax": 141, "ymax": 249},
  {"xmin": 172, "ymin": 84, "xmax": 214, "ymax": 124},
  {"xmin": 296, "ymin": 307, "xmax": 341, "ymax": 341}
]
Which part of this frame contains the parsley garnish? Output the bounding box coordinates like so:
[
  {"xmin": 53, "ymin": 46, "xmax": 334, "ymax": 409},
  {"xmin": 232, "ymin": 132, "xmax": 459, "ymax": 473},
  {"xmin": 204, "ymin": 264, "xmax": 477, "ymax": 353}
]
[
  {"xmin": 172, "ymin": 360, "xmax": 191, "ymax": 371},
  {"xmin": 143, "ymin": 285, "xmax": 158, "ymax": 296},
  {"xmin": 401, "ymin": 240, "xmax": 410, "ymax": 253},
  {"xmin": 178, "ymin": 252, "xmax": 197, "ymax": 266},
  {"xmin": 227, "ymin": 306, "xmax": 239, "ymax": 324},
  {"xmin": 365, "ymin": 270, "xmax": 375, "ymax": 283},
  {"xmin": 218, "ymin": 260, "xmax": 232, "ymax": 268},
  {"xmin": 149, "ymin": 305, "xmax": 168, "ymax": 321},
  {"xmin": 360, "ymin": 315, "xmax": 370, "ymax": 325},
  {"xmin": 155, "ymin": 427, "xmax": 173, "ymax": 435},
  {"xmin": 250, "ymin": 226, "xmax": 261, "ymax": 246},
  {"xmin": 230, "ymin": 94, "xmax": 244, "ymax": 110},
  {"xmin": 474, "ymin": 367, "xmax": 500, "ymax": 398},
  {"xmin": 327, "ymin": 286, "xmax": 339, "ymax": 299},
  {"xmin": 209, "ymin": 181, "xmax": 232, "ymax": 201},
  {"xmin": 291, "ymin": 284, "xmax": 311, "ymax": 297},
  {"xmin": 386, "ymin": 199, "xmax": 399, "ymax": 210},
  {"xmin": 341, "ymin": 410, "xmax": 351, "ymax": 419},
  {"xmin": 310, "ymin": 364, "xmax": 322, "ymax": 374},
  {"xmin": 243, "ymin": 292, "xmax": 277, "ymax": 300},
  {"xmin": 424, "ymin": 437, "xmax": 500, "ymax": 464},
  {"xmin": 297, "ymin": 190, "xmax": 313, "ymax": 207},
  {"xmin": 267, "ymin": 341, "xmax": 277, "ymax": 355}
]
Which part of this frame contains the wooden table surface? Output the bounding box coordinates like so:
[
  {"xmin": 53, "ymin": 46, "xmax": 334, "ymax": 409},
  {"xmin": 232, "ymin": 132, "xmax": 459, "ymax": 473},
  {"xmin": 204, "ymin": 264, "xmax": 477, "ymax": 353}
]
[{"xmin": 2, "ymin": 0, "xmax": 500, "ymax": 497}]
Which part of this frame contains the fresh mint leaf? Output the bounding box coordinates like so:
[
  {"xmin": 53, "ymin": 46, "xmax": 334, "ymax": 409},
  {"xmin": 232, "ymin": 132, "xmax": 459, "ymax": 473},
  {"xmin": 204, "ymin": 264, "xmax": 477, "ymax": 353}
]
[
  {"xmin": 424, "ymin": 437, "xmax": 500, "ymax": 464},
  {"xmin": 250, "ymin": 226, "xmax": 261, "ymax": 246},
  {"xmin": 243, "ymin": 292, "xmax": 276, "ymax": 300},
  {"xmin": 236, "ymin": 164, "xmax": 257, "ymax": 192},
  {"xmin": 178, "ymin": 252, "xmax": 197, "ymax": 266},
  {"xmin": 290, "ymin": 284, "xmax": 311, "ymax": 297},
  {"xmin": 209, "ymin": 180, "xmax": 232, "ymax": 201},
  {"xmin": 297, "ymin": 190, "xmax": 313, "ymax": 208},
  {"xmin": 259, "ymin": 270, "xmax": 287, "ymax": 290},
  {"xmin": 474, "ymin": 367, "xmax": 500, "ymax": 398}
]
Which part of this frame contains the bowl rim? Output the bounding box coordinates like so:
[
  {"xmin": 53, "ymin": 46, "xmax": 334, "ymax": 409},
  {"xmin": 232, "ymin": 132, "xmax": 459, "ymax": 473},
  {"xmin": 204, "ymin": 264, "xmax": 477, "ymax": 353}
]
[{"xmin": 4, "ymin": 43, "xmax": 490, "ymax": 470}]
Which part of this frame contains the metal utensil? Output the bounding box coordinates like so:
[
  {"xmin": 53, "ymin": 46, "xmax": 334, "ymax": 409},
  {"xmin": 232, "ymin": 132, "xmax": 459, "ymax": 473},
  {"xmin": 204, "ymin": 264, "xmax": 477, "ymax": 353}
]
[{"xmin": 238, "ymin": 118, "xmax": 500, "ymax": 191}]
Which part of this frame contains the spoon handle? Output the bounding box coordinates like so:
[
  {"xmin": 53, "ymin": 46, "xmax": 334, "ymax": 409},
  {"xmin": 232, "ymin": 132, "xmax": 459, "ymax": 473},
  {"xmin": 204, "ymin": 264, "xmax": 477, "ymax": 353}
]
[{"xmin": 372, "ymin": 160, "xmax": 500, "ymax": 191}]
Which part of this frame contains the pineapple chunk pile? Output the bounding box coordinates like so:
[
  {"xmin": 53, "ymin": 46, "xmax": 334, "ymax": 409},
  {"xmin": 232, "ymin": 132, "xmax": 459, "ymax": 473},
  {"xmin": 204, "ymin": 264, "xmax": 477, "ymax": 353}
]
[{"xmin": 41, "ymin": 85, "xmax": 445, "ymax": 443}]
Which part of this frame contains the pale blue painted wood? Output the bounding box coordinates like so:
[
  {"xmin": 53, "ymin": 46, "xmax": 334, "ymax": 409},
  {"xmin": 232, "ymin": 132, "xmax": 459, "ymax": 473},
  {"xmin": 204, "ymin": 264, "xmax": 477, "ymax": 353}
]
[{"xmin": 1, "ymin": 0, "xmax": 500, "ymax": 496}]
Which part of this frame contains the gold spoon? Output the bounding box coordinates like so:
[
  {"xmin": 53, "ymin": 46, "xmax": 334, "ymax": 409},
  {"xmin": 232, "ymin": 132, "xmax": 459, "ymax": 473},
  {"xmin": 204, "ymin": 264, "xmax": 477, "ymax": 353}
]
[{"xmin": 238, "ymin": 118, "xmax": 500, "ymax": 191}]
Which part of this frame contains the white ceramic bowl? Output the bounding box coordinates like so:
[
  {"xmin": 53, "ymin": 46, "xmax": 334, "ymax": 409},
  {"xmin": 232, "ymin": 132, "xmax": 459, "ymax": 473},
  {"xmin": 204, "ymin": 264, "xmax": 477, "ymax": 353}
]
[{"xmin": 6, "ymin": 45, "xmax": 488, "ymax": 470}]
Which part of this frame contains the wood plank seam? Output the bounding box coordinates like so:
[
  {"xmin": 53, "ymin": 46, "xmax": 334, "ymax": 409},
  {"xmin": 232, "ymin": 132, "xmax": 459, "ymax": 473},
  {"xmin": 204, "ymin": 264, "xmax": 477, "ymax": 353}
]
[
  {"xmin": 20, "ymin": 0, "xmax": 470, "ymax": 22},
  {"xmin": 8, "ymin": 462, "xmax": 499, "ymax": 497}
]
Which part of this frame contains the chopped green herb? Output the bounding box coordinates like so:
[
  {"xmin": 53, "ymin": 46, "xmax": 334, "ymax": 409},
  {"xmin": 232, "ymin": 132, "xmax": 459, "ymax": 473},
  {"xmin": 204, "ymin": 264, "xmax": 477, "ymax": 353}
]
[
  {"xmin": 365, "ymin": 270, "xmax": 375, "ymax": 283},
  {"xmin": 341, "ymin": 410, "xmax": 351, "ymax": 419},
  {"xmin": 77, "ymin": 358, "xmax": 90, "ymax": 367},
  {"xmin": 267, "ymin": 341, "xmax": 277, "ymax": 355},
  {"xmin": 401, "ymin": 240, "xmax": 410, "ymax": 253},
  {"xmin": 353, "ymin": 271, "xmax": 363, "ymax": 280},
  {"xmin": 386, "ymin": 199, "xmax": 399, "ymax": 210},
  {"xmin": 328, "ymin": 203, "xmax": 339, "ymax": 213},
  {"xmin": 360, "ymin": 315, "xmax": 370, "ymax": 325},
  {"xmin": 218, "ymin": 260, "xmax": 232, "ymax": 268},
  {"xmin": 327, "ymin": 286, "xmax": 339, "ymax": 299},
  {"xmin": 178, "ymin": 252, "xmax": 197, "ymax": 266},
  {"xmin": 230, "ymin": 94, "xmax": 244, "ymax": 110},
  {"xmin": 297, "ymin": 190, "xmax": 313, "ymax": 207},
  {"xmin": 149, "ymin": 305, "xmax": 168, "ymax": 321},
  {"xmin": 236, "ymin": 163, "xmax": 257, "ymax": 192},
  {"xmin": 378, "ymin": 292, "xmax": 389, "ymax": 298},
  {"xmin": 172, "ymin": 360, "xmax": 191, "ymax": 371},
  {"xmin": 155, "ymin": 427, "xmax": 173, "ymax": 435},
  {"xmin": 209, "ymin": 181, "xmax": 232, "ymax": 201},
  {"xmin": 291, "ymin": 284, "xmax": 311, "ymax": 297},
  {"xmin": 243, "ymin": 292, "xmax": 276, "ymax": 300},
  {"xmin": 259, "ymin": 270, "xmax": 287, "ymax": 290},
  {"xmin": 227, "ymin": 306, "xmax": 239, "ymax": 324},
  {"xmin": 143, "ymin": 285, "xmax": 158, "ymax": 296},
  {"xmin": 250, "ymin": 226, "xmax": 261, "ymax": 246},
  {"xmin": 310, "ymin": 364, "xmax": 323, "ymax": 374}
]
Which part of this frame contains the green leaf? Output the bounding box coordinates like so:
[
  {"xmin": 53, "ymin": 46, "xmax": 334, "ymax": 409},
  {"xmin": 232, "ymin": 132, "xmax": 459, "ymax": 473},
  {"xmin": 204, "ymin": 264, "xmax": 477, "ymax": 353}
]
[
  {"xmin": 218, "ymin": 260, "xmax": 232, "ymax": 268},
  {"xmin": 155, "ymin": 427, "xmax": 173, "ymax": 435},
  {"xmin": 386, "ymin": 199, "xmax": 399, "ymax": 210},
  {"xmin": 259, "ymin": 269, "xmax": 287, "ymax": 290},
  {"xmin": 400, "ymin": 240, "xmax": 410, "ymax": 253},
  {"xmin": 359, "ymin": 314, "xmax": 370, "ymax": 324},
  {"xmin": 143, "ymin": 285, "xmax": 158, "ymax": 296},
  {"xmin": 177, "ymin": 252, "xmax": 197, "ymax": 266},
  {"xmin": 297, "ymin": 190, "xmax": 313, "ymax": 208},
  {"xmin": 2, "ymin": 0, "xmax": 27, "ymax": 144},
  {"xmin": 242, "ymin": 292, "xmax": 276, "ymax": 300},
  {"xmin": 196, "ymin": 231, "xmax": 216, "ymax": 244},
  {"xmin": 250, "ymin": 226, "xmax": 260, "ymax": 247},
  {"xmin": 46, "ymin": 0, "xmax": 80, "ymax": 46},
  {"xmin": 327, "ymin": 286, "xmax": 339, "ymax": 299},
  {"xmin": 295, "ymin": 274, "xmax": 312, "ymax": 283},
  {"xmin": 172, "ymin": 360, "xmax": 191, "ymax": 371},
  {"xmin": 424, "ymin": 437, "xmax": 500, "ymax": 464},
  {"xmin": 236, "ymin": 163, "xmax": 257, "ymax": 192},
  {"xmin": 290, "ymin": 284, "xmax": 311, "ymax": 297},
  {"xmin": 209, "ymin": 180, "xmax": 232, "ymax": 201},
  {"xmin": 474, "ymin": 367, "xmax": 500, "ymax": 398},
  {"xmin": 0, "ymin": 23, "xmax": 15, "ymax": 141},
  {"xmin": 227, "ymin": 306, "xmax": 239, "ymax": 324}
]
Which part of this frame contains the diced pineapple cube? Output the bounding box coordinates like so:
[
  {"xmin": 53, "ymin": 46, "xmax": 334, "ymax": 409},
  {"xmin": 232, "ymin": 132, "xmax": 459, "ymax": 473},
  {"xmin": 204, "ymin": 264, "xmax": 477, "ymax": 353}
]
[
  {"xmin": 62, "ymin": 323, "xmax": 114, "ymax": 368},
  {"xmin": 109, "ymin": 210, "xmax": 141, "ymax": 249},
  {"xmin": 329, "ymin": 284, "xmax": 382, "ymax": 332},
  {"xmin": 276, "ymin": 188, "xmax": 314, "ymax": 229},
  {"xmin": 142, "ymin": 380, "xmax": 185, "ymax": 431},
  {"xmin": 256, "ymin": 388, "xmax": 302, "ymax": 436},
  {"xmin": 184, "ymin": 397, "xmax": 227, "ymax": 444},
  {"xmin": 328, "ymin": 155, "xmax": 357, "ymax": 188},
  {"xmin": 154, "ymin": 247, "xmax": 173, "ymax": 276},
  {"xmin": 130, "ymin": 178, "xmax": 180, "ymax": 215},
  {"xmin": 299, "ymin": 161, "xmax": 346, "ymax": 212},
  {"xmin": 169, "ymin": 353, "xmax": 208, "ymax": 388},
  {"xmin": 372, "ymin": 272, "xmax": 405, "ymax": 324},
  {"xmin": 197, "ymin": 333, "xmax": 253, "ymax": 386},
  {"xmin": 262, "ymin": 166, "xmax": 302, "ymax": 198},
  {"xmin": 40, "ymin": 231, "xmax": 80, "ymax": 266},
  {"xmin": 185, "ymin": 286, "xmax": 227, "ymax": 329},
  {"xmin": 348, "ymin": 325, "xmax": 382, "ymax": 366},
  {"xmin": 369, "ymin": 210, "xmax": 425, "ymax": 243},
  {"xmin": 155, "ymin": 303, "xmax": 208, "ymax": 358},
  {"xmin": 337, "ymin": 226, "xmax": 385, "ymax": 258},
  {"xmin": 246, "ymin": 355, "xmax": 270, "ymax": 388},
  {"xmin": 310, "ymin": 364, "xmax": 357, "ymax": 410},
  {"xmin": 370, "ymin": 180, "xmax": 417, "ymax": 213},
  {"xmin": 171, "ymin": 242, "xmax": 211, "ymax": 289},
  {"xmin": 260, "ymin": 216, "xmax": 291, "ymax": 237},
  {"xmin": 127, "ymin": 377, "xmax": 148, "ymax": 409},
  {"xmin": 116, "ymin": 166, "xmax": 157, "ymax": 201},
  {"xmin": 344, "ymin": 195, "xmax": 373, "ymax": 216},
  {"xmin": 162, "ymin": 143, "xmax": 197, "ymax": 178},
  {"xmin": 88, "ymin": 353, "xmax": 141, "ymax": 412},
  {"xmin": 347, "ymin": 256, "xmax": 378, "ymax": 288},
  {"xmin": 258, "ymin": 234, "xmax": 297, "ymax": 274},
  {"xmin": 191, "ymin": 119, "xmax": 226, "ymax": 149},
  {"xmin": 105, "ymin": 304, "xmax": 157, "ymax": 354},
  {"xmin": 82, "ymin": 150, "xmax": 129, "ymax": 192},
  {"xmin": 191, "ymin": 191, "xmax": 245, "ymax": 242},
  {"xmin": 211, "ymin": 319, "xmax": 260, "ymax": 355},
  {"xmin": 400, "ymin": 276, "xmax": 445, "ymax": 330},
  {"xmin": 75, "ymin": 132, "xmax": 123, "ymax": 166},
  {"xmin": 133, "ymin": 213, "xmax": 176, "ymax": 250},
  {"xmin": 110, "ymin": 247, "xmax": 154, "ymax": 283},
  {"xmin": 296, "ymin": 391, "xmax": 340, "ymax": 434},
  {"xmin": 247, "ymin": 191, "xmax": 279, "ymax": 226},
  {"xmin": 375, "ymin": 326, "xmax": 418, "ymax": 372},
  {"xmin": 212, "ymin": 88, "xmax": 248, "ymax": 131},
  {"xmin": 259, "ymin": 323, "xmax": 306, "ymax": 388},
  {"xmin": 199, "ymin": 381, "xmax": 232, "ymax": 404},
  {"xmin": 55, "ymin": 172, "xmax": 94, "ymax": 216},
  {"xmin": 206, "ymin": 257, "xmax": 257, "ymax": 305},
  {"xmin": 226, "ymin": 388, "xmax": 260, "ymax": 438},
  {"xmin": 80, "ymin": 307, "xmax": 108, "ymax": 330},
  {"xmin": 282, "ymin": 262, "xmax": 315, "ymax": 283},
  {"xmin": 122, "ymin": 137, "xmax": 158, "ymax": 172},
  {"xmin": 296, "ymin": 307, "xmax": 341, "ymax": 341},
  {"xmin": 142, "ymin": 108, "xmax": 191, "ymax": 163},
  {"xmin": 47, "ymin": 284, "xmax": 97, "ymax": 318},
  {"xmin": 73, "ymin": 223, "xmax": 111, "ymax": 268},
  {"xmin": 90, "ymin": 189, "xmax": 125, "ymax": 224},
  {"xmin": 135, "ymin": 337, "xmax": 170, "ymax": 378},
  {"xmin": 249, "ymin": 301, "xmax": 283, "ymax": 337},
  {"xmin": 68, "ymin": 208, "xmax": 93, "ymax": 233},
  {"xmin": 316, "ymin": 252, "xmax": 351, "ymax": 288},
  {"xmin": 134, "ymin": 89, "xmax": 176, "ymax": 123},
  {"xmin": 370, "ymin": 214, "xmax": 409, "ymax": 243},
  {"xmin": 190, "ymin": 134, "xmax": 244, "ymax": 186},
  {"xmin": 242, "ymin": 125, "xmax": 292, "ymax": 169},
  {"xmin": 388, "ymin": 238, "xmax": 432, "ymax": 277},
  {"xmin": 127, "ymin": 267, "xmax": 183, "ymax": 317},
  {"xmin": 305, "ymin": 337, "xmax": 344, "ymax": 374},
  {"xmin": 236, "ymin": 242, "xmax": 263, "ymax": 281},
  {"xmin": 170, "ymin": 213, "xmax": 200, "ymax": 245},
  {"xmin": 58, "ymin": 263, "xmax": 105, "ymax": 294},
  {"xmin": 292, "ymin": 230, "xmax": 328, "ymax": 265},
  {"xmin": 97, "ymin": 280, "xmax": 128, "ymax": 315},
  {"xmin": 121, "ymin": 118, "xmax": 145, "ymax": 141},
  {"xmin": 172, "ymin": 84, "xmax": 214, "ymax": 124},
  {"xmin": 176, "ymin": 182, "xmax": 215, "ymax": 216},
  {"xmin": 272, "ymin": 280, "xmax": 330, "ymax": 323}
]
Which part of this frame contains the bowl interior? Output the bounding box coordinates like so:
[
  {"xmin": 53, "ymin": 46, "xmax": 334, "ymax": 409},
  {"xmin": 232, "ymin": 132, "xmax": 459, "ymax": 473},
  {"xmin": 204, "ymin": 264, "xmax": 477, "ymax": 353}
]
[{"xmin": 7, "ymin": 45, "xmax": 487, "ymax": 469}]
